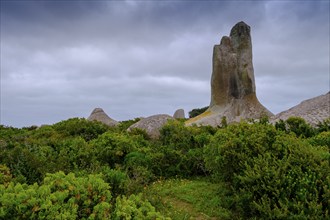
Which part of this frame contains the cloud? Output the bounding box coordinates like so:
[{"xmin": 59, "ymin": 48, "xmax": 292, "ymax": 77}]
[{"xmin": 1, "ymin": 0, "xmax": 329, "ymax": 127}]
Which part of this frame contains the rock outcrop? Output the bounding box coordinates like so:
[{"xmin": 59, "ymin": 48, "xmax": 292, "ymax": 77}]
[
  {"xmin": 128, "ymin": 114, "xmax": 173, "ymax": 139},
  {"xmin": 271, "ymin": 92, "xmax": 330, "ymax": 126},
  {"xmin": 173, "ymin": 109, "xmax": 185, "ymax": 119},
  {"xmin": 187, "ymin": 21, "xmax": 273, "ymax": 126},
  {"xmin": 87, "ymin": 108, "xmax": 118, "ymax": 127}
]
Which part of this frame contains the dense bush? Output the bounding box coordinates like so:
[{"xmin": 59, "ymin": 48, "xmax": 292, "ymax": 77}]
[
  {"xmin": 309, "ymin": 131, "xmax": 330, "ymax": 149},
  {"xmin": 275, "ymin": 117, "xmax": 315, "ymax": 138},
  {"xmin": 204, "ymin": 122, "xmax": 330, "ymax": 219},
  {"xmin": 155, "ymin": 120, "xmax": 214, "ymax": 177},
  {"xmin": 99, "ymin": 167, "xmax": 129, "ymax": 198},
  {"xmin": 0, "ymin": 170, "xmax": 169, "ymax": 219},
  {"xmin": 0, "ymin": 171, "xmax": 112, "ymax": 219},
  {"xmin": 53, "ymin": 118, "xmax": 110, "ymax": 141},
  {"xmin": 188, "ymin": 106, "xmax": 208, "ymax": 118},
  {"xmin": 316, "ymin": 118, "xmax": 330, "ymax": 133},
  {"xmin": 91, "ymin": 132, "xmax": 138, "ymax": 167},
  {"xmin": 0, "ymin": 165, "xmax": 12, "ymax": 186},
  {"xmin": 1, "ymin": 117, "xmax": 329, "ymax": 219},
  {"xmin": 113, "ymin": 193, "xmax": 169, "ymax": 219}
]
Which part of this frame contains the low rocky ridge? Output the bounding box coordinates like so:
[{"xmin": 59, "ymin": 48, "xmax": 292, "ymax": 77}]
[
  {"xmin": 271, "ymin": 92, "xmax": 330, "ymax": 126},
  {"xmin": 128, "ymin": 114, "xmax": 173, "ymax": 139},
  {"xmin": 186, "ymin": 21, "xmax": 272, "ymax": 127},
  {"xmin": 87, "ymin": 108, "xmax": 118, "ymax": 127}
]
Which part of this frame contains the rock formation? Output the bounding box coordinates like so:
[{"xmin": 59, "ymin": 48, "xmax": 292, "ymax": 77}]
[
  {"xmin": 128, "ymin": 114, "xmax": 173, "ymax": 139},
  {"xmin": 271, "ymin": 92, "xmax": 330, "ymax": 126},
  {"xmin": 173, "ymin": 109, "xmax": 185, "ymax": 119},
  {"xmin": 187, "ymin": 21, "xmax": 273, "ymax": 126},
  {"xmin": 87, "ymin": 108, "xmax": 118, "ymax": 127}
]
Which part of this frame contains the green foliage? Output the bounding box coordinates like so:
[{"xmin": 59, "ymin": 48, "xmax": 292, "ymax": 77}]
[
  {"xmin": 118, "ymin": 118, "xmax": 141, "ymax": 132},
  {"xmin": 100, "ymin": 167, "xmax": 129, "ymax": 198},
  {"xmin": 160, "ymin": 120, "xmax": 195, "ymax": 151},
  {"xmin": 155, "ymin": 120, "xmax": 214, "ymax": 177},
  {"xmin": 275, "ymin": 119, "xmax": 287, "ymax": 131},
  {"xmin": 275, "ymin": 117, "xmax": 315, "ymax": 138},
  {"xmin": 0, "ymin": 165, "xmax": 12, "ymax": 186},
  {"xmin": 0, "ymin": 171, "xmax": 112, "ymax": 219},
  {"xmin": 92, "ymin": 131, "xmax": 137, "ymax": 167},
  {"xmin": 113, "ymin": 193, "xmax": 169, "ymax": 220},
  {"xmin": 204, "ymin": 122, "xmax": 330, "ymax": 219},
  {"xmin": 124, "ymin": 152, "xmax": 155, "ymax": 189},
  {"xmin": 204, "ymin": 122, "xmax": 277, "ymax": 182},
  {"xmin": 53, "ymin": 118, "xmax": 110, "ymax": 141},
  {"xmin": 258, "ymin": 114, "xmax": 270, "ymax": 125},
  {"xmin": 221, "ymin": 116, "xmax": 228, "ymax": 128},
  {"xmin": 316, "ymin": 118, "xmax": 330, "ymax": 133},
  {"xmin": 285, "ymin": 117, "xmax": 315, "ymax": 137},
  {"xmin": 1, "ymin": 117, "xmax": 330, "ymax": 219},
  {"xmin": 188, "ymin": 106, "xmax": 208, "ymax": 118},
  {"xmin": 0, "ymin": 125, "xmax": 28, "ymax": 150},
  {"xmin": 55, "ymin": 137, "xmax": 99, "ymax": 172},
  {"xmin": 309, "ymin": 131, "xmax": 330, "ymax": 149}
]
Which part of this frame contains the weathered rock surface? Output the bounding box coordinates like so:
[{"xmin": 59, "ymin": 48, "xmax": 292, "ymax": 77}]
[
  {"xmin": 173, "ymin": 109, "xmax": 185, "ymax": 119},
  {"xmin": 87, "ymin": 108, "xmax": 118, "ymax": 127},
  {"xmin": 128, "ymin": 114, "xmax": 173, "ymax": 139},
  {"xmin": 187, "ymin": 21, "xmax": 272, "ymax": 126},
  {"xmin": 271, "ymin": 92, "xmax": 330, "ymax": 126}
]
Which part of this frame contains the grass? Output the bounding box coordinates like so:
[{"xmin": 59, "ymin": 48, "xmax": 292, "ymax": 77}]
[{"xmin": 143, "ymin": 178, "xmax": 233, "ymax": 219}]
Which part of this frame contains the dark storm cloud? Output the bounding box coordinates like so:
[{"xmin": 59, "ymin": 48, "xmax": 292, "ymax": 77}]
[{"xmin": 1, "ymin": 0, "xmax": 329, "ymax": 127}]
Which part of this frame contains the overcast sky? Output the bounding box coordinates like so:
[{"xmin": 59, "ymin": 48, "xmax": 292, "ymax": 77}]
[{"xmin": 1, "ymin": 0, "xmax": 329, "ymax": 127}]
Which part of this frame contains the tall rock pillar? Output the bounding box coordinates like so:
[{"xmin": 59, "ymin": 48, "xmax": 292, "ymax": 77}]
[
  {"xmin": 187, "ymin": 21, "xmax": 273, "ymax": 126},
  {"xmin": 210, "ymin": 21, "xmax": 255, "ymax": 107}
]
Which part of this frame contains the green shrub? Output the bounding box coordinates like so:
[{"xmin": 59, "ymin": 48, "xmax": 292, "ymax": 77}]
[
  {"xmin": 153, "ymin": 120, "xmax": 214, "ymax": 177},
  {"xmin": 275, "ymin": 117, "xmax": 315, "ymax": 138},
  {"xmin": 189, "ymin": 106, "xmax": 208, "ymax": 118},
  {"xmin": 160, "ymin": 120, "xmax": 194, "ymax": 151},
  {"xmin": 0, "ymin": 171, "xmax": 112, "ymax": 219},
  {"xmin": 100, "ymin": 167, "xmax": 129, "ymax": 198},
  {"xmin": 0, "ymin": 165, "xmax": 12, "ymax": 186},
  {"xmin": 113, "ymin": 193, "xmax": 169, "ymax": 219},
  {"xmin": 316, "ymin": 118, "xmax": 330, "ymax": 133},
  {"xmin": 309, "ymin": 131, "xmax": 330, "ymax": 149},
  {"xmin": 92, "ymin": 132, "xmax": 137, "ymax": 167},
  {"xmin": 204, "ymin": 122, "xmax": 330, "ymax": 219},
  {"xmin": 286, "ymin": 117, "xmax": 315, "ymax": 138},
  {"xmin": 53, "ymin": 118, "xmax": 110, "ymax": 141},
  {"xmin": 204, "ymin": 122, "xmax": 277, "ymax": 182}
]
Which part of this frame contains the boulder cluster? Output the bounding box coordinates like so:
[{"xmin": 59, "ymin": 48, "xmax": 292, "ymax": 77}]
[{"xmin": 87, "ymin": 108, "xmax": 185, "ymax": 139}]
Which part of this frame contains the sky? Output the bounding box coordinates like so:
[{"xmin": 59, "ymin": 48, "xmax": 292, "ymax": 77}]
[{"xmin": 1, "ymin": 0, "xmax": 329, "ymax": 127}]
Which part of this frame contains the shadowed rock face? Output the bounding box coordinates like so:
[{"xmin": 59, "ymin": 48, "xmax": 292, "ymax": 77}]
[{"xmin": 187, "ymin": 21, "xmax": 273, "ymax": 126}]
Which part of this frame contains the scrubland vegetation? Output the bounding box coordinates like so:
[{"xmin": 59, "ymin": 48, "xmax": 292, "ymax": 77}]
[{"xmin": 0, "ymin": 116, "xmax": 329, "ymax": 219}]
